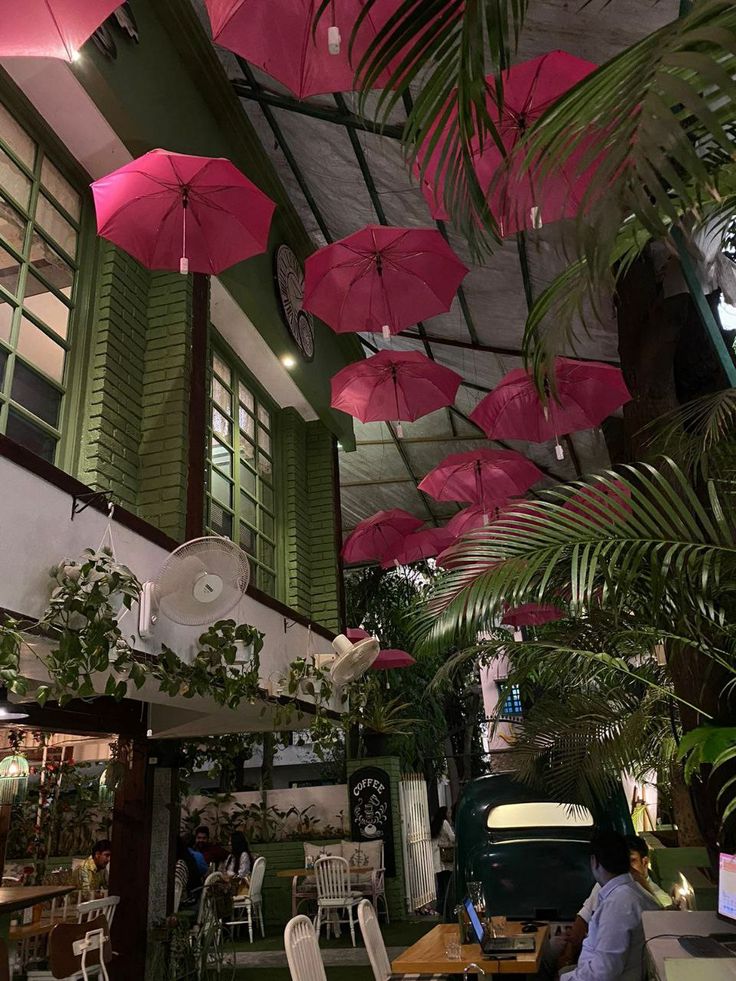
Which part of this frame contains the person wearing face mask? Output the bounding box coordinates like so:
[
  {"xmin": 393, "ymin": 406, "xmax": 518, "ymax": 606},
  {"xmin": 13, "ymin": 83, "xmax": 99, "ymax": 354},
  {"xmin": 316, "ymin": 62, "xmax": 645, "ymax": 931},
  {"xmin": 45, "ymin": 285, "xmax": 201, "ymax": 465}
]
[{"xmin": 562, "ymin": 830, "xmax": 660, "ymax": 981}]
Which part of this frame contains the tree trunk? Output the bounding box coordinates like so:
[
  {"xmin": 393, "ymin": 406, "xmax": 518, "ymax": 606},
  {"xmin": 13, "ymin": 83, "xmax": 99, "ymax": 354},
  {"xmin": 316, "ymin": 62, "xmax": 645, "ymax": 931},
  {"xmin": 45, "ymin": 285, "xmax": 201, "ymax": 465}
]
[
  {"xmin": 260, "ymin": 732, "xmax": 275, "ymax": 791},
  {"xmin": 669, "ymin": 761, "xmax": 705, "ymax": 847}
]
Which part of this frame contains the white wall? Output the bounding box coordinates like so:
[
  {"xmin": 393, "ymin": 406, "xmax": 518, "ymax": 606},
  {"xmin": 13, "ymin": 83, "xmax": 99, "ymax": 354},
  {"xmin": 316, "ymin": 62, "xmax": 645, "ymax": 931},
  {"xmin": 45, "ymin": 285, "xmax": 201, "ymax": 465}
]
[{"xmin": 184, "ymin": 784, "xmax": 349, "ymax": 836}]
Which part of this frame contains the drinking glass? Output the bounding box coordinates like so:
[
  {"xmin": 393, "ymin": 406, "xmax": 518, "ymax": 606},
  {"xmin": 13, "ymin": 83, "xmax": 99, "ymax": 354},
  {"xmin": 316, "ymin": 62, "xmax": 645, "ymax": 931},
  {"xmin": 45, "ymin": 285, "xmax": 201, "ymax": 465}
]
[{"xmin": 445, "ymin": 936, "xmax": 462, "ymax": 961}]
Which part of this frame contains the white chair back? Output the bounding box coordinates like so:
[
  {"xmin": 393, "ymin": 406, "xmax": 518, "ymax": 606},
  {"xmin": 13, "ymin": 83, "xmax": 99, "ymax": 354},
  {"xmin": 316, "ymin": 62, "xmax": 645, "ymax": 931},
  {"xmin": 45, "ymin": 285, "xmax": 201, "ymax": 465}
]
[
  {"xmin": 358, "ymin": 900, "xmax": 391, "ymax": 981},
  {"xmin": 77, "ymin": 895, "xmax": 119, "ymax": 926},
  {"xmin": 284, "ymin": 915, "xmax": 327, "ymax": 981},
  {"xmin": 173, "ymin": 859, "xmax": 189, "ymax": 913},
  {"xmin": 197, "ymin": 871, "xmax": 224, "ymax": 928},
  {"xmin": 73, "ymin": 927, "xmax": 110, "ymax": 981},
  {"xmin": 249, "ymin": 856, "xmax": 266, "ymax": 902},
  {"xmin": 315, "ymin": 856, "xmax": 351, "ymax": 901}
]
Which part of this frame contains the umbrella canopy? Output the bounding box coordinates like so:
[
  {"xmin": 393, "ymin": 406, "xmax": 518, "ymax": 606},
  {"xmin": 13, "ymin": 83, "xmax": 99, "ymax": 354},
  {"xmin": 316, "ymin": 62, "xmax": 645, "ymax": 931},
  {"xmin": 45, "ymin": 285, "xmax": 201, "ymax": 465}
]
[
  {"xmin": 0, "ymin": 0, "xmax": 121, "ymax": 60},
  {"xmin": 342, "ymin": 508, "xmax": 423, "ymax": 564},
  {"xmin": 416, "ymin": 51, "xmax": 597, "ymax": 233},
  {"xmin": 470, "ymin": 357, "xmax": 631, "ymax": 459},
  {"xmin": 91, "ymin": 149, "xmax": 275, "ymax": 275},
  {"xmin": 204, "ymin": 0, "xmax": 399, "ymax": 101},
  {"xmin": 381, "ymin": 526, "xmax": 454, "ymax": 568},
  {"xmin": 331, "ymin": 350, "xmax": 462, "ymax": 432},
  {"xmin": 372, "ymin": 649, "xmax": 416, "ymax": 670},
  {"xmin": 346, "ymin": 627, "xmax": 370, "ymax": 642},
  {"xmin": 564, "ymin": 480, "xmax": 632, "ymax": 524},
  {"xmin": 418, "ymin": 449, "xmax": 543, "ymax": 506},
  {"xmin": 502, "ymin": 603, "xmax": 564, "ymax": 627},
  {"xmin": 303, "ymin": 225, "xmax": 468, "ymax": 337}
]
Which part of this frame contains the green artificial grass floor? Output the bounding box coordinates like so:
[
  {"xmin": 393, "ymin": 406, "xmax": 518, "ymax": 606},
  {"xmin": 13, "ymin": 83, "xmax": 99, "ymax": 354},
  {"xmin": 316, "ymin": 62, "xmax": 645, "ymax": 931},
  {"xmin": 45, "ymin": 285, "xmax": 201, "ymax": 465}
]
[{"xmin": 231, "ymin": 918, "xmax": 436, "ymax": 952}]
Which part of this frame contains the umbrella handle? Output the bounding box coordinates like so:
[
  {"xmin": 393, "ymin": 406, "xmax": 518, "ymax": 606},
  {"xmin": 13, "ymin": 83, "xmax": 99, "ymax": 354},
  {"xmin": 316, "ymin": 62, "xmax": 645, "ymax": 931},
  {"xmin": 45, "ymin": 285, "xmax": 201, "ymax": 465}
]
[
  {"xmin": 327, "ymin": 0, "xmax": 341, "ymax": 53},
  {"xmin": 180, "ymin": 191, "xmax": 189, "ymax": 275}
]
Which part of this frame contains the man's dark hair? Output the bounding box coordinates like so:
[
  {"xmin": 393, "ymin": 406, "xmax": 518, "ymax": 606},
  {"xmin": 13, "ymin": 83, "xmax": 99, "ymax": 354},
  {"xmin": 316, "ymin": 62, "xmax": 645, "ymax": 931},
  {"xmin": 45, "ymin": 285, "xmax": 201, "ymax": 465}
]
[
  {"xmin": 92, "ymin": 839, "xmax": 112, "ymax": 855},
  {"xmin": 625, "ymin": 834, "xmax": 649, "ymax": 859},
  {"xmin": 194, "ymin": 825, "xmax": 210, "ymax": 838},
  {"xmin": 590, "ymin": 830, "xmax": 630, "ymax": 876}
]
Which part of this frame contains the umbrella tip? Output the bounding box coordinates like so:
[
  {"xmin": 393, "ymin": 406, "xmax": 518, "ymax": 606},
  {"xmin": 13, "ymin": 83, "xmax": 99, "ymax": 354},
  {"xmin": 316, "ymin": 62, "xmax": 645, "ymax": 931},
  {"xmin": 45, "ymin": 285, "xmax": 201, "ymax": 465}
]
[{"xmin": 328, "ymin": 25, "xmax": 341, "ymax": 55}]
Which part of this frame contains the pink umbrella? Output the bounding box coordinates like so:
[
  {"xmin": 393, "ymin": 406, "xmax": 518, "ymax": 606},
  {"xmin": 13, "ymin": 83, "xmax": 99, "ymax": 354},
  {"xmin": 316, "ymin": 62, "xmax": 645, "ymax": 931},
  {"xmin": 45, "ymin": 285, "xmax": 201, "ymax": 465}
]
[
  {"xmin": 347, "ymin": 627, "xmax": 370, "ymax": 642},
  {"xmin": 470, "ymin": 358, "xmax": 631, "ymax": 460},
  {"xmin": 342, "ymin": 509, "xmax": 423, "ymax": 564},
  {"xmin": 331, "ymin": 350, "xmax": 462, "ymax": 437},
  {"xmin": 502, "ymin": 603, "xmax": 564, "ymax": 628},
  {"xmin": 303, "ymin": 225, "xmax": 468, "ymax": 338},
  {"xmin": 418, "ymin": 449, "xmax": 543, "ymax": 506},
  {"xmin": 372, "ymin": 649, "xmax": 416, "ymax": 670},
  {"xmin": 564, "ymin": 480, "xmax": 632, "ymax": 524},
  {"xmin": 381, "ymin": 526, "xmax": 454, "ymax": 568},
  {"xmin": 91, "ymin": 149, "xmax": 275, "ymax": 275},
  {"xmin": 204, "ymin": 0, "xmax": 399, "ymax": 100},
  {"xmin": 0, "ymin": 0, "xmax": 121, "ymax": 60},
  {"xmin": 416, "ymin": 51, "xmax": 597, "ymax": 233}
]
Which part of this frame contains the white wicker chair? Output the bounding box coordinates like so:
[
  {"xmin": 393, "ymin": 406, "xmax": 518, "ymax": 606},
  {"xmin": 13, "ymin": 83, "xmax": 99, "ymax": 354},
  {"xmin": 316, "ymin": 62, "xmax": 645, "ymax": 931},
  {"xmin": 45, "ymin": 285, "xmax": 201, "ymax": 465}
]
[
  {"xmin": 314, "ymin": 856, "xmax": 361, "ymax": 946},
  {"xmin": 227, "ymin": 855, "xmax": 266, "ymax": 943},
  {"xmin": 284, "ymin": 915, "xmax": 327, "ymax": 981}
]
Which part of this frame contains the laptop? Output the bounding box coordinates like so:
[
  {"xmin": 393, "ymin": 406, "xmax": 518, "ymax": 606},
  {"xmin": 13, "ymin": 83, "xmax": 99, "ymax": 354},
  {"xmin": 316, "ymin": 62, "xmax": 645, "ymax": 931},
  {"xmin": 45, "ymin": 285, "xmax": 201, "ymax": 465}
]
[
  {"xmin": 463, "ymin": 898, "xmax": 536, "ymax": 955},
  {"xmin": 677, "ymin": 853, "xmax": 736, "ymax": 959}
]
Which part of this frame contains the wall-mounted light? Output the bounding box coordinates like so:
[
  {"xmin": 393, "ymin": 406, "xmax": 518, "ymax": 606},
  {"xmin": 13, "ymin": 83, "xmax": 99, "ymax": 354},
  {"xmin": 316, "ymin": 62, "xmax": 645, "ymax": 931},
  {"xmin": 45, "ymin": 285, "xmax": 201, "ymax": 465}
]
[{"xmin": 281, "ymin": 354, "xmax": 296, "ymax": 370}]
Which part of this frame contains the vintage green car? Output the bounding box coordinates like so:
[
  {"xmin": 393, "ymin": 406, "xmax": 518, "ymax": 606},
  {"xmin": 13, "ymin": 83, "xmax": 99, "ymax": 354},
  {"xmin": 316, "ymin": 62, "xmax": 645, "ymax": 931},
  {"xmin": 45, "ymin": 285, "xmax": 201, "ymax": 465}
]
[{"xmin": 453, "ymin": 773, "xmax": 634, "ymax": 921}]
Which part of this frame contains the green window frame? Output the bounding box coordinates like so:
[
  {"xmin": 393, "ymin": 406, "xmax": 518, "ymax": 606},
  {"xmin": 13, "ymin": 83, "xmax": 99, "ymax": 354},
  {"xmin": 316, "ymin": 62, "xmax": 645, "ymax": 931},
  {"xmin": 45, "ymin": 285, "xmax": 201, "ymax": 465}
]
[
  {"xmin": 206, "ymin": 342, "xmax": 279, "ymax": 597},
  {"xmin": 0, "ymin": 99, "xmax": 85, "ymax": 464}
]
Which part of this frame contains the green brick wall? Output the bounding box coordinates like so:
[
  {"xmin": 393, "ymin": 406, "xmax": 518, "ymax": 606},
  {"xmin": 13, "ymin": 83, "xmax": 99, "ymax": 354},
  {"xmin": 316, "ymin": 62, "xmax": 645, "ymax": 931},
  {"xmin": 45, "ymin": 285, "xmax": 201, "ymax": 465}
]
[{"xmin": 282, "ymin": 408, "xmax": 312, "ymax": 616}]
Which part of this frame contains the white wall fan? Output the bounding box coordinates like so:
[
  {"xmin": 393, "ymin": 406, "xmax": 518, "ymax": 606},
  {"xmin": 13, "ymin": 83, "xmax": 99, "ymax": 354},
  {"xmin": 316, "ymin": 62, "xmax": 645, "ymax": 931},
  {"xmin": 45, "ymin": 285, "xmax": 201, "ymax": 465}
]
[
  {"xmin": 317, "ymin": 633, "xmax": 380, "ymax": 686},
  {"xmin": 138, "ymin": 536, "xmax": 250, "ymax": 638}
]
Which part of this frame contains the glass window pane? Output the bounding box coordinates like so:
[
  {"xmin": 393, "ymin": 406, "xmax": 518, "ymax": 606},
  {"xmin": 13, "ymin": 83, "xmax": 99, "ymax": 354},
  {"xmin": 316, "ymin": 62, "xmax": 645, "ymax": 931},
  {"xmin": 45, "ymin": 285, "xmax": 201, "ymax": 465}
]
[
  {"xmin": 240, "ymin": 437, "xmax": 255, "ymax": 464},
  {"xmin": 262, "ymin": 483, "xmax": 274, "ymax": 511},
  {"xmin": 258, "ymin": 425, "xmax": 271, "ymax": 454},
  {"xmin": 212, "ymin": 406, "xmax": 231, "ymax": 442},
  {"xmin": 258, "ymin": 568, "xmax": 275, "ymax": 594},
  {"xmin": 6, "ymin": 409, "xmax": 56, "ymax": 462},
  {"xmin": 261, "ymin": 510, "xmax": 274, "ymax": 539},
  {"xmin": 0, "ymin": 348, "xmax": 6, "ymax": 388},
  {"xmin": 35, "ymin": 196, "xmax": 77, "ymax": 257},
  {"xmin": 240, "ymin": 492, "xmax": 257, "ymax": 526},
  {"xmin": 239, "ymin": 404, "xmax": 254, "ymax": 438},
  {"xmin": 239, "ymin": 382, "xmax": 254, "ymax": 411},
  {"xmin": 260, "ymin": 540, "xmax": 275, "ymax": 569},
  {"xmin": 213, "ymin": 352, "xmax": 231, "ymax": 384},
  {"xmin": 210, "ymin": 470, "xmax": 232, "ymax": 508},
  {"xmin": 258, "ymin": 452, "xmax": 272, "ymax": 479},
  {"xmin": 17, "ymin": 317, "xmax": 65, "ymax": 382},
  {"xmin": 29, "ymin": 233, "xmax": 73, "ymax": 293},
  {"xmin": 209, "ymin": 500, "xmax": 233, "ymax": 539},
  {"xmin": 240, "ymin": 461, "xmax": 256, "ymax": 496},
  {"xmin": 11, "ymin": 360, "xmax": 62, "ymax": 427},
  {"xmin": 212, "ymin": 376, "xmax": 231, "ymax": 412},
  {"xmin": 0, "ymin": 149, "xmax": 32, "ymax": 210},
  {"xmin": 258, "ymin": 404, "xmax": 270, "ymax": 428},
  {"xmin": 211, "ymin": 437, "xmax": 232, "ymax": 476},
  {"xmin": 0, "ymin": 104, "xmax": 35, "ymax": 169},
  {"xmin": 0, "ymin": 296, "xmax": 14, "ymax": 342},
  {"xmin": 239, "ymin": 524, "xmax": 255, "ymax": 555},
  {"xmin": 0, "ymin": 245, "xmax": 20, "ymax": 296},
  {"xmin": 0, "ymin": 200, "xmax": 26, "ymax": 253},
  {"xmin": 41, "ymin": 157, "xmax": 80, "ymax": 220},
  {"xmin": 23, "ymin": 273, "xmax": 70, "ymax": 339}
]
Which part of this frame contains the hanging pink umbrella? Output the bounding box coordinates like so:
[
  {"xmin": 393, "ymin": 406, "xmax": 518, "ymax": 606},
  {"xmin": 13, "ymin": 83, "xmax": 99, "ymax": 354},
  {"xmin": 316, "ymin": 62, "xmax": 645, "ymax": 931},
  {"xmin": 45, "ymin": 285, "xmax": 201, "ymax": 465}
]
[
  {"xmin": 0, "ymin": 1, "xmax": 121, "ymax": 60},
  {"xmin": 331, "ymin": 350, "xmax": 462, "ymax": 437},
  {"xmin": 342, "ymin": 509, "xmax": 423, "ymax": 564},
  {"xmin": 418, "ymin": 449, "xmax": 543, "ymax": 506},
  {"xmin": 91, "ymin": 149, "xmax": 275, "ymax": 275},
  {"xmin": 205, "ymin": 0, "xmax": 399, "ymax": 100},
  {"xmin": 372, "ymin": 649, "xmax": 416, "ymax": 670},
  {"xmin": 564, "ymin": 480, "xmax": 632, "ymax": 524},
  {"xmin": 381, "ymin": 526, "xmax": 454, "ymax": 568},
  {"xmin": 415, "ymin": 51, "xmax": 597, "ymax": 233},
  {"xmin": 303, "ymin": 225, "xmax": 468, "ymax": 338},
  {"xmin": 346, "ymin": 627, "xmax": 371, "ymax": 642},
  {"xmin": 470, "ymin": 357, "xmax": 631, "ymax": 460},
  {"xmin": 502, "ymin": 603, "xmax": 564, "ymax": 628}
]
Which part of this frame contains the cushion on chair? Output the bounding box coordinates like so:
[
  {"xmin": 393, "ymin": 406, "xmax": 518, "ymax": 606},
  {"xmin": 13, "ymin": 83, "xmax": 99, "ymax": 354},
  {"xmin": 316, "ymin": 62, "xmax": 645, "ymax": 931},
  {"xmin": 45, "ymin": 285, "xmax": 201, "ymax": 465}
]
[
  {"xmin": 342, "ymin": 840, "xmax": 383, "ymax": 888},
  {"xmin": 304, "ymin": 842, "xmax": 342, "ymax": 861}
]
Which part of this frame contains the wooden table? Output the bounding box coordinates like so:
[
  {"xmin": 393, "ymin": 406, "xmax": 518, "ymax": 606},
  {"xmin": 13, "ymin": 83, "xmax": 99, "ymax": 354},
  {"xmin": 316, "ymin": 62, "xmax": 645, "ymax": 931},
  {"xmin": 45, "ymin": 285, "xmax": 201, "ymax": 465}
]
[
  {"xmin": 276, "ymin": 867, "xmax": 373, "ymax": 877},
  {"xmin": 0, "ymin": 886, "xmax": 73, "ymax": 981},
  {"xmin": 391, "ymin": 922, "xmax": 550, "ymax": 976}
]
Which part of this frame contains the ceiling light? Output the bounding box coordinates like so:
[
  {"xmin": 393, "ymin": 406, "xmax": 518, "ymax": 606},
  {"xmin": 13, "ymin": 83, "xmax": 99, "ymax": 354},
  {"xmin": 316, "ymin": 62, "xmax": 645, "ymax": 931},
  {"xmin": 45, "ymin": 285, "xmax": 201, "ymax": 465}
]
[{"xmin": 281, "ymin": 355, "xmax": 296, "ymax": 369}]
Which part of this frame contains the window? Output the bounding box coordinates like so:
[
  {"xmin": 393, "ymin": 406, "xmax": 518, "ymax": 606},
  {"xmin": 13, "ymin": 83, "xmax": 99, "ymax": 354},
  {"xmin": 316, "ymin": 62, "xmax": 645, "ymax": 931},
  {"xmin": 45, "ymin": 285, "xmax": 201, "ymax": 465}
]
[
  {"xmin": 497, "ymin": 680, "xmax": 523, "ymax": 720},
  {"xmin": 0, "ymin": 102, "xmax": 82, "ymax": 463},
  {"xmin": 486, "ymin": 802, "xmax": 594, "ymax": 830},
  {"xmin": 206, "ymin": 345, "xmax": 278, "ymax": 596}
]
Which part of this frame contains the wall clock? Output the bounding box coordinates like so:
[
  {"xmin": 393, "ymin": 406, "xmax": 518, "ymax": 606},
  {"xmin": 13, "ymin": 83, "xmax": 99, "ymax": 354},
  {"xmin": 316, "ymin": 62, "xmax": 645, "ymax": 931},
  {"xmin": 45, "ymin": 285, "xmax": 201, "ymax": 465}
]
[{"xmin": 275, "ymin": 244, "xmax": 314, "ymax": 362}]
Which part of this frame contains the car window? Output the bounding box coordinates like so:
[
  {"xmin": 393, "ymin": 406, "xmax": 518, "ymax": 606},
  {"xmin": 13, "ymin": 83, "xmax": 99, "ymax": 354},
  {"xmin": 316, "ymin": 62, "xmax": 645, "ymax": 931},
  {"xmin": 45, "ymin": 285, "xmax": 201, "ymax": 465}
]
[{"xmin": 486, "ymin": 802, "xmax": 594, "ymax": 829}]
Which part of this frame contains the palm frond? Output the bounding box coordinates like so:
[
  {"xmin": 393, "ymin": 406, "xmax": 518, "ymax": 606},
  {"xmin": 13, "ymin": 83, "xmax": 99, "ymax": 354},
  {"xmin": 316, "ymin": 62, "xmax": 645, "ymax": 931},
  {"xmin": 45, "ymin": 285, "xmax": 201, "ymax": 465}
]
[{"xmin": 645, "ymin": 388, "xmax": 736, "ymax": 480}]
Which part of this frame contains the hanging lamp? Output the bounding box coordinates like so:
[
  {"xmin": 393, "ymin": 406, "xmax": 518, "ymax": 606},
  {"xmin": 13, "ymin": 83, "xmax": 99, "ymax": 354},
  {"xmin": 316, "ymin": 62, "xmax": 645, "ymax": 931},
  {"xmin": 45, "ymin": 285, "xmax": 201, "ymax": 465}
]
[{"xmin": 0, "ymin": 730, "xmax": 29, "ymax": 805}]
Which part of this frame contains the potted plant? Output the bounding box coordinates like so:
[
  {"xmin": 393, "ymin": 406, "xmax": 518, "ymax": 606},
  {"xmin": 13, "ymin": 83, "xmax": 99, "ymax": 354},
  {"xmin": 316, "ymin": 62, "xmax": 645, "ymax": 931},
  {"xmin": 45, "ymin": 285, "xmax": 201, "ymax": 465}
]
[{"xmin": 360, "ymin": 695, "xmax": 419, "ymax": 757}]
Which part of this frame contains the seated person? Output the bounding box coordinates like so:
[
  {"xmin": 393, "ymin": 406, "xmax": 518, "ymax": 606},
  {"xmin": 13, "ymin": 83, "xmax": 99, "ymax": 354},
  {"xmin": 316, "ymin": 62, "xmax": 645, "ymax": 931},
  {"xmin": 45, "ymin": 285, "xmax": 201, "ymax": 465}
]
[
  {"xmin": 184, "ymin": 832, "xmax": 208, "ymax": 879},
  {"xmin": 193, "ymin": 825, "xmax": 228, "ymax": 867},
  {"xmin": 562, "ymin": 830, "xmax": 660, "ymax": 981},
  {"xmin": 75, "ymin": 839, "xmax": 112, "ymax": 895},
  {"xmin": 175, "ymin": 835, "xmax": 203, "ymax": 907},
  {"xmin": 559, "ymin": 833, "xmax": 670, "ymax": 969},
  {"xmin": 222, "ymin": 831, "xmax": 253, "ymax": 889}
]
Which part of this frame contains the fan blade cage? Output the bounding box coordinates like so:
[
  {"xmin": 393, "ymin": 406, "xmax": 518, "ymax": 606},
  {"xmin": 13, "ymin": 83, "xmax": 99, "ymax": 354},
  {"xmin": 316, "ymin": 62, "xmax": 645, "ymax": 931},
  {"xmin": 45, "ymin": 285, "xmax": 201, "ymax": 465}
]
[{"xmin": 156, "ymin": 536, "xmax": 250, "ymax": 626}]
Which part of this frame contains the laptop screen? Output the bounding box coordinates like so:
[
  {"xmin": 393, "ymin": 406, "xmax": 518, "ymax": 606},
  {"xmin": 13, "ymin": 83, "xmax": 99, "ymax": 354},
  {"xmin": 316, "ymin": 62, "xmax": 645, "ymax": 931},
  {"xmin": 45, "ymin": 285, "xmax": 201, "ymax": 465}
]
[
  {"xmin": 719, "ymin": 853, "xmax": 736, "ymax": 923},
  {"xmin": 464, "ymin": 897, "xmax": 485, "ymax": 943}
]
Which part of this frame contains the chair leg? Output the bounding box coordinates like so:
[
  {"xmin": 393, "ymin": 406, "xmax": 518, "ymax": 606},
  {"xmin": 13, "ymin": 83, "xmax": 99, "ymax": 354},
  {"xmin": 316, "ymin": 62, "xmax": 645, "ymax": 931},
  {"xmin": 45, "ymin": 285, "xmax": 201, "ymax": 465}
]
[
  {"xmin": 258, "ymin": 902, "xmax": 265, "ymax": 937},
  {"xmin": 347, "ymin": 905, "xmax": 356, "ymax": 947},
  {"xmin": 382, "ymin": 893, "xmax": 390, "ymax": 924},
  {"xmin": 248, "ymin": 907, "xmax": 254, "ymax": 945},
  {"xmin": 315, "ymin": 907, "xmax": 322, "ymax": 940}
]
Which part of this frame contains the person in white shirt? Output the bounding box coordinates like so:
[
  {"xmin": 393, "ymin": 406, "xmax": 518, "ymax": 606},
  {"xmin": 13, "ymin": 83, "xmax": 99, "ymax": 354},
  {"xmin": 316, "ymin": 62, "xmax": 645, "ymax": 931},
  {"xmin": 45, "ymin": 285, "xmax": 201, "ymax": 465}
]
[
  {"xmin": 564, "ymin": 830, "xmax": 660, "ymax": 981},
  {"xmin": 430, "ymin": 806, "xmax": 456, "ymax": 916},
  {"xmin": 560, "ymin": 834, "xmax": 670, "ymax": 970},
  {"xmin": 223, "ymin": 830, "xmax": 253, "ymax": 880}
]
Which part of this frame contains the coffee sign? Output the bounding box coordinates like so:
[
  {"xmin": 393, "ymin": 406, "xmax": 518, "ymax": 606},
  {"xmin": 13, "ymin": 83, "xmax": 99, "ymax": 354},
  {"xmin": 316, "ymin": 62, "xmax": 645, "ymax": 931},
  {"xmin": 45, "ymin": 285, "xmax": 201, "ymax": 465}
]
[{"xmin": 349, "ymin": 765, "xmax": 395, "ymax": 876}]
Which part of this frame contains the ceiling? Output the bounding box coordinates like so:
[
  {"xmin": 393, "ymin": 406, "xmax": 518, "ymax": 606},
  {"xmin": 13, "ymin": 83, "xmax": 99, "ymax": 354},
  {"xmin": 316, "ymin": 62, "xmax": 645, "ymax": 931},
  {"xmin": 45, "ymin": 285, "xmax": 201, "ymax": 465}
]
[{"xmin": 194, "ymin": 0, "xmax": 679, "ymax": 536}]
